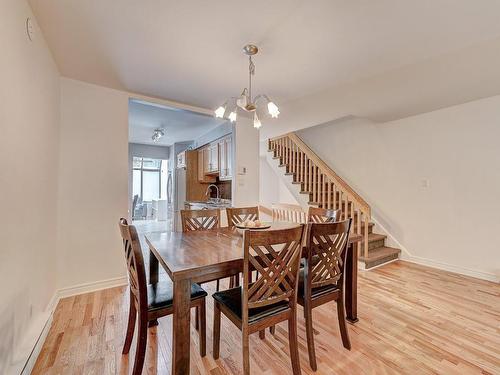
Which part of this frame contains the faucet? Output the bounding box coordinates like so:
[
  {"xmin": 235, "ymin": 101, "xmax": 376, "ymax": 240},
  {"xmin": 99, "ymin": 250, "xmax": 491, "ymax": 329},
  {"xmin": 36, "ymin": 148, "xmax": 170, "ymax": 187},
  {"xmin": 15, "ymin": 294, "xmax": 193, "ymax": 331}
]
[{"xmin": 205, "ymin": 184, "xmax": 220, "ymax": 202}]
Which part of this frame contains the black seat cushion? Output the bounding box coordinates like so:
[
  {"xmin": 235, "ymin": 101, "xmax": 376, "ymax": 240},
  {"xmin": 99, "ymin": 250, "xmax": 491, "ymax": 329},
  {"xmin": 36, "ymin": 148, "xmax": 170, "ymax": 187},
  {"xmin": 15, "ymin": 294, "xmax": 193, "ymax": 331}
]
[
  {"xmin": 298, "ymin": 268, "xmax": 339, "ymax": 299},
  {"xmin": 213, "ymin": 286, "xmax": 289, "ymax": 323},
  {"xmin": 147, "ymin": 281, "xmax": 207, "ymax": 311}
]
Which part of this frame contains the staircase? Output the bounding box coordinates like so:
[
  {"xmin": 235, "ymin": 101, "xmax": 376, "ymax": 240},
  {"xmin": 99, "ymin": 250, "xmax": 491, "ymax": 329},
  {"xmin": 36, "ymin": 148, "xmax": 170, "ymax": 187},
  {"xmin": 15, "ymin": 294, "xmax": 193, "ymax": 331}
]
[{"xmin": 268, "ymin": 133, "xmax": 400, "ymax": 269}]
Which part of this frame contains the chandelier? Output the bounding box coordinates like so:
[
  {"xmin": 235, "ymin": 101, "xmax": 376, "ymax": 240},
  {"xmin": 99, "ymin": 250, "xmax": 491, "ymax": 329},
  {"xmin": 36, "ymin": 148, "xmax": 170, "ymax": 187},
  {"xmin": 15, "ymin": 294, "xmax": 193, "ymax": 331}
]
[
  {"xmin": 214, "ymin": 44, "xmax": 280, "ymax": 128},
  {"xmin": 152, "ymin": 128, "xmax": 164, "ymax": 142}
]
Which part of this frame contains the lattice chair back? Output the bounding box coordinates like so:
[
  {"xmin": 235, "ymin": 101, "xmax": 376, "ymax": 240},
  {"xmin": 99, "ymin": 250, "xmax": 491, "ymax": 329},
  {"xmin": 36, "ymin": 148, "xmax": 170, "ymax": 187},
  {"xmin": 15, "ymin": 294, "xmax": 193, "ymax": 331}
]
[
  {"xmin": 242, "ymin": 225, "xmax": 305, "ymax": 320},
  {"xmin": 305, "ymin": 219, "xmax": 352, "ymax": 290},
  {"xmin": 226, "ymin": 207, "xmax": 259, "ymax": 228},
  {"xmin": 118, "ymin": 218, "xmax": 147, "ymax": 309},
  {"xmin": 180, "ymin": 208, "xmax": 220, "ymax": 232},
  {"xmin": 307, "ymin": 207, "xmax": 341, "ymax": 223}
]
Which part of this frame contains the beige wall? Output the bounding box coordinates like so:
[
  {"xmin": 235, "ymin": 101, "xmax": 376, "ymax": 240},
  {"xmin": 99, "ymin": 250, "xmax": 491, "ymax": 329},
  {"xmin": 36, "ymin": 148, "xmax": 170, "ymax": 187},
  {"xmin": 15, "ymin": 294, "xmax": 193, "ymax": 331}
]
[
  {"xmin": 0, "ymin": 0, "xmax": 60, "ymax": 372},
  {"xmin": 57, "ymin": 78, "xmax": 129, "ymax": 288},
  {"xmin": 296, "ymin": 97, "xmax": 500, "ymax": 281}
]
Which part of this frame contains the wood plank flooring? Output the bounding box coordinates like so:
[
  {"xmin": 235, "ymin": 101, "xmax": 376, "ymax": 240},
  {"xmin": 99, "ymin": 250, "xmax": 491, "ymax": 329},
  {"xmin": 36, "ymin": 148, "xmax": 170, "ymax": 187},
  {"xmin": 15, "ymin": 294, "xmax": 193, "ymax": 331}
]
[{"xmin": 32, "ymin": 261, "xmax": 500, "ymax": 374}]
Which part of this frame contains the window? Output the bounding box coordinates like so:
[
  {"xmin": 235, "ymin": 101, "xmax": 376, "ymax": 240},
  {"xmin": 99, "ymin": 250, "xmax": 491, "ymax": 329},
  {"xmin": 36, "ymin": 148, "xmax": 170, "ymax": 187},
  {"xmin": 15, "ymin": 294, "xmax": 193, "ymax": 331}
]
[{"xmin": 132, "ymin": 157, "xmax": 168, "ymax": 201}]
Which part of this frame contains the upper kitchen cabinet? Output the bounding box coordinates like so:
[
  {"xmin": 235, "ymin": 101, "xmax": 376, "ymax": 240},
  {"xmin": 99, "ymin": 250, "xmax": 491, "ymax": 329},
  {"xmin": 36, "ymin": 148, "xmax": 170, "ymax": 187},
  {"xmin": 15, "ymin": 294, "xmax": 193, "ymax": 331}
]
[
  {"xmin": 207, "ymin": 143, "xmax": 219, "ymax": 173},
  {"xmin": 197, "ymin": 148, "xmax": 216, "ymax": 183},
  {"xmin": 219, "ymin": 136, "xmax": 232, "ymax": 180}
]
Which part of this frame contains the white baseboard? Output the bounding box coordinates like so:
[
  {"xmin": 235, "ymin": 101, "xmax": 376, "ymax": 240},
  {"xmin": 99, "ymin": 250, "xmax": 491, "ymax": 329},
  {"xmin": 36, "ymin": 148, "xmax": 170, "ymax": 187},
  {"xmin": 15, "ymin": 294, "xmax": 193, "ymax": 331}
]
[
  {"xmin": 56, "ymin": 275, "xmax": 128, "ymax": 300},
  {"xmin": 20, "ymin": 313, "xmax": 53, "ymax": 375},
  {"xmin": 401, "ymin": 255, "xmax": 499, "ymax": 283},
  {"xmin": 371, "ymin": 217, "xmax": 499, "ymax": 283},
  {"xmin": 20, "ymin": 275, "xmax": 128, "ymax": 374}
]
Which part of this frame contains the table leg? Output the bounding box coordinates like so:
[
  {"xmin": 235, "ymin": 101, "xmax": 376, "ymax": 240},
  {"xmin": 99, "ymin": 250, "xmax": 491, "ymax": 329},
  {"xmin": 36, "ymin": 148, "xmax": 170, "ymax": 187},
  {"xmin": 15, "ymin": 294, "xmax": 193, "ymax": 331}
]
[
  {"xmin": 149, "ymin": 248, "xmax": 159, "ymax": 285},
  {"xmin": 172, "ymin": 278, "xmax": 191, "ymax": 375},
  {"xmin": 149, "ymin": 249, "xmax": 160, "ymax": 327},
  {"xmin": 345, "ymin": 242, "xmax": 358, "ymax": 323}
]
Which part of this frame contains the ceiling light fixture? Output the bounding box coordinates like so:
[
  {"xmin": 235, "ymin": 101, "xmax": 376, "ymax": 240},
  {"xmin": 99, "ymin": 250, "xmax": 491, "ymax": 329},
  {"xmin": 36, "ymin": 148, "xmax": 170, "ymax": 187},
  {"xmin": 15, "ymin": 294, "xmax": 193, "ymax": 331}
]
[
  {"xmin": 214, "ymin": 44, "xmax": 279, "ymax": 128},
  {"xmin": 152, "ymin": 128, "xmax": 165, "ymax": 142}
]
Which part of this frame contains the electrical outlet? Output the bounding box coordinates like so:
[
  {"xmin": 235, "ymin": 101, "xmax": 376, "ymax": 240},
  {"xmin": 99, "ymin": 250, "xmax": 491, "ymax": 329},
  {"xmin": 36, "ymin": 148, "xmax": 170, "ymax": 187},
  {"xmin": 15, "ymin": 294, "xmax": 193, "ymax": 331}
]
[{"xmin": 421, "ymin": 179, "xmax": 430, "ymax": 188}]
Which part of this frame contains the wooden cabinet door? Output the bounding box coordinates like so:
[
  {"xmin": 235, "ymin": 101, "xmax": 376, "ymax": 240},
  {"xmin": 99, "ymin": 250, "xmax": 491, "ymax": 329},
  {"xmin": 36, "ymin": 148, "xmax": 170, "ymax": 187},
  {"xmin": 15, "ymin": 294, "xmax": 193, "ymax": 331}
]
[
  {"xmin": 203, "ymin": 147, "xmax": 211, "ymax": 174},
  {"xmin": 209, "ymin": 143, "xmax": 219, "ymax": 172},
  {"xmin": 219, "ymin": 139, "xmax": 226, "ymax": 179},
  {"xmin": 224, "ymin": 136, "xmax": 232, "ymax": 179},
  {"xmin": 197, "ymin": 149, "xmax": 204, "ymax": 182}
]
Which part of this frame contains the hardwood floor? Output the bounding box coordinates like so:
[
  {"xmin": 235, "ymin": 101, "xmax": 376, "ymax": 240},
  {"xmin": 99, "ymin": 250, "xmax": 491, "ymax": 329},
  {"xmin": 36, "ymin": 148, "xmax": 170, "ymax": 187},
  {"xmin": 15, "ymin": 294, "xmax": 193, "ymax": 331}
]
[{"xmin": 32, "ymin": 261, "xmax": 500, "ymax": 374}]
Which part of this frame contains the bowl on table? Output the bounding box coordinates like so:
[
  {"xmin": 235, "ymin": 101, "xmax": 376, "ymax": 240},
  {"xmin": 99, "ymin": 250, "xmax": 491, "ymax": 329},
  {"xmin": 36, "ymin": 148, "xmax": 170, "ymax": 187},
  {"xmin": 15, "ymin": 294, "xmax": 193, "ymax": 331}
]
[{"xmin": 235, "ymin": 220, "xmax": 271, "ymax": 235}]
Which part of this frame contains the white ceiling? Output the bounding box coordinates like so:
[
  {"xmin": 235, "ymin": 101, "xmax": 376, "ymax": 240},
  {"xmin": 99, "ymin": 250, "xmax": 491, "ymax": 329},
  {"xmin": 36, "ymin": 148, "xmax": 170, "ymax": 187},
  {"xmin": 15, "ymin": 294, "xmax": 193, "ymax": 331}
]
[
  {"xmin": 128, "ymin": 100, "xmax": 226, "ymax": 146},
  {"xmin": 29, "ymin": 0, "xmax": 500, "ymax": 111}
]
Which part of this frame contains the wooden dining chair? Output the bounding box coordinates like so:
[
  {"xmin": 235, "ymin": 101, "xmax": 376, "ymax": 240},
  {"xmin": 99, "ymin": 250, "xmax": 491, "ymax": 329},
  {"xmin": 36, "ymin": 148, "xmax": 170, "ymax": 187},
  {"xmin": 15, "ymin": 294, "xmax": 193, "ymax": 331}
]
[
  {"xmin": 226, "ymin": 206, "xmax": 259, "ymax": 227},
  {"xmin": 307, "ymin": 206, "xmax": 341, "ymax": 223},
  {"xmin": 213, "ymin": 225, "xmax": 306, "ymax": 375},
  {"xmin": 180, "ymin": 208, "xmax": 223, "ymax": 293},
  {"xmin": 180, "ymin": 208, "xmax": 221, "ymax": 232},
  {"xmin": 298, "ymin": 219, "xmax": 352, "ymax": 371},
  {"xmin": 226, "ymin": 206, "xmax": 260, "ymax": 288},
  {"xmin": 118, "ymin": 218, "xmax": 207, "ymax": 375}
]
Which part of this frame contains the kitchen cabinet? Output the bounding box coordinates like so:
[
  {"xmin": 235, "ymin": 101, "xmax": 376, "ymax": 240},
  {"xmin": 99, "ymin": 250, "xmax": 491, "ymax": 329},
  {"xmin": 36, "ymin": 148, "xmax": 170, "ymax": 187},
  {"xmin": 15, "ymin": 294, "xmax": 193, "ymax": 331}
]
[
  {"xmin": 207, "ymin": 143, "xmax": 219, "ymax": 173},
  {"xmin": 219, "ymin": 136, "xmax": 233, "ymax": 180},
  {"xmin": 198, "ymin": 148, "xmax": 215, "ymax": 183}
]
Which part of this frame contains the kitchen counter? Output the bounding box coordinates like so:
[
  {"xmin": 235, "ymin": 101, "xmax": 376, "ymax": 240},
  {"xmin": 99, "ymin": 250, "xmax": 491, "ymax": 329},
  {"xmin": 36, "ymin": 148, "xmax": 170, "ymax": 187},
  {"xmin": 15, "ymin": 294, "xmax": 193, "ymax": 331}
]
[{"xmin": 184, "ymin": 199, "xmax": 232, "ymax": 210}]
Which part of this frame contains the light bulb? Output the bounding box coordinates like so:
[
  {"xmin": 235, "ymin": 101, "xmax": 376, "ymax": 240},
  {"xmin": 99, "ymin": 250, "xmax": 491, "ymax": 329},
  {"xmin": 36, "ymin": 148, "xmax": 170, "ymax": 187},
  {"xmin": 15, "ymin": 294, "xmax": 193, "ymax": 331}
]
[
  {"xmin": 253, "ymin": 113, "xmax": 262, "ymax": 129},
  {"xmin": 228, "ymin": 111, "xmax": 237, "ymax": 123},
  {"xmin": 214, "ymin": 106, "xmax": 225, "ymax": 118},
  {"xmin": 267, "ymin": 101, "xmax": 280, "ymax": 118}
]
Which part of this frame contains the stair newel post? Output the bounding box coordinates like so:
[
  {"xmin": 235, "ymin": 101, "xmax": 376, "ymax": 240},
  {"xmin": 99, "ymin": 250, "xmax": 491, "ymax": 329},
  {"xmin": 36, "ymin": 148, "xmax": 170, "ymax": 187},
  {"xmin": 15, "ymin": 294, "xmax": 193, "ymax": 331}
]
[
  {"xmin": 322, "ymin": 173, "xmax": 326, "ymax": 208},
  {"xmin": 292, "ymin": 141, "xmax": 296, "ymax": 177},
  {"xmin": 285, "ymin": 137, "xmax": 292, "ymax": 170},
  {"xmin": 302, "ymin": 152, "xmax": 305, "ymax": 187},
  {"xmin": 308, "ymin": 157, "xmax": 312, "ymax": 197},
  {"xmin": 350, "ymin": 198, "xmax": 354, "ymax": 228},
  {"xmin": 333, "ymin": 184, "xmax": 337, "ymax": 210},
  {"xmin": 357, "ymin": 208, "xmax": 362, "ymax": 256},
  {"xmin": 327, "ymin": 177, "xmax": 331, "ymax": 209},
  {"xmin": 313, "ymin": 164, "xmax": 317, "ymax": 203},
  {"xmin": 364, "ymin": 213, "xmax": 369, "ymax": 259}
]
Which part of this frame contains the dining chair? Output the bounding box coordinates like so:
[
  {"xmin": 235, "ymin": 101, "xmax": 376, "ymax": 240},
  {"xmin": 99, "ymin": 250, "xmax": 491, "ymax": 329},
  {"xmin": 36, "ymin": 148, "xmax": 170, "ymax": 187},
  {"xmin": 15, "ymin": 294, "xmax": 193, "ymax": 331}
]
[
  {"xmin": 226, "ymin": 206, "xmax": 259, "ymax": 227},
  {"xmin": 298, "ymin": 219, "xmax": 352, "ymax": 371},
  {"xmin": 180, "ymin": 208, "xmax": 221, "ymax": 231},
  {"xmin": 226, "ymin": 206, "xmax": 260, "ymax": 288},
  {"xmin": 212, "ymin": 225, "xmax": 306, "ymax": 375},
  {"xmin": 118, "ymin": 218, "xmax": 207, "ymax": 375},
  {"xmin": 307, "ymin": 206, "xmax": 341, "ymax": 223},
  {"xmin": 180, "ymin": 208, "xmax": 223, "ymax": 292}
]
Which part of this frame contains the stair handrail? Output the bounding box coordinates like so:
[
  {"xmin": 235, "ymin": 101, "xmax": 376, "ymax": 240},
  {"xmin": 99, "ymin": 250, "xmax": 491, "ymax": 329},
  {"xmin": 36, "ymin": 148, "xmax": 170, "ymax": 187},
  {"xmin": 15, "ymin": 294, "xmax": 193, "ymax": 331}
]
[
  {"xmin": 268, "ymin": 132, "xmax": 371, "ymax": 257},
  {"xmin": 270, "ymin": 133, "xmax": 371, "ymax": 216}
]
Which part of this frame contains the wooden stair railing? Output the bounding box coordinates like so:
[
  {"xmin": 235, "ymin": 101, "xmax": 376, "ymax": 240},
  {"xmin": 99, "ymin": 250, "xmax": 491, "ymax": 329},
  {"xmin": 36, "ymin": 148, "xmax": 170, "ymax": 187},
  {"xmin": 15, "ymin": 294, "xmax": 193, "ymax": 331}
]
[
  {"xmin": 271, "ymin": 203, "xmax": 307, "ymax": 224},
  {"xmin": 268, "ymin": 133, "xmax": 371, "ymax": 258}
]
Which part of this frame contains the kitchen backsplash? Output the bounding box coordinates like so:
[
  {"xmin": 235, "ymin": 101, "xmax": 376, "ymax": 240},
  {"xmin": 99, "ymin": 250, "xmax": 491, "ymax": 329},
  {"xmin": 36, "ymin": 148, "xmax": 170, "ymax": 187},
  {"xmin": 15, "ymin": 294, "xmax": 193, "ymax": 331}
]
[{"xmin": 207, "ymin": 179, "xmax": 232, "ymax": 200}]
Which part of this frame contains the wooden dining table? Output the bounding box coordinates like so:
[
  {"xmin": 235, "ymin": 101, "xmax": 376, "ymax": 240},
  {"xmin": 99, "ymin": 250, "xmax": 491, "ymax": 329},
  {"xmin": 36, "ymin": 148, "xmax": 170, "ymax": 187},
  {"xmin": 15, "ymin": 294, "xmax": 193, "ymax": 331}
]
[{"xmin": 145, "ymin": 222, "xmax": 361, "ymax": 375}]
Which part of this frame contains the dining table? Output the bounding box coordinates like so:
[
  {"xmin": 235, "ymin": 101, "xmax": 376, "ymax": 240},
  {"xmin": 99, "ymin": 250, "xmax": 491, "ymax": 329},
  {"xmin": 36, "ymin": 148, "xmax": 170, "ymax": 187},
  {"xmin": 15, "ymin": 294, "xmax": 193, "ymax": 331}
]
[{"xmin": 145, "ymin": 222, "xmax": 361, "ymax": 375}]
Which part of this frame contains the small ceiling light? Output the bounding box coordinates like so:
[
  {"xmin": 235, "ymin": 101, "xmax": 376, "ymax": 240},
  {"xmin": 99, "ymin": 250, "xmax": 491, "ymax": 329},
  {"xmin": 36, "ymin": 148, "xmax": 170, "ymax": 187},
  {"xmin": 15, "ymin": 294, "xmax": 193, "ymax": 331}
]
[
  {"xmin": 214, "ymin": 105, "xmax": 226, "ymax": 118},
  {"xmin": 228, "ymin": 111, "xmax": 237, "ymax": 123},
  {"xmin": 214, "ymin": 44, "xmax": 280, "ymax": 128},
  {"xmin": 152, "ymin": 128, "xmax": 165, "ymax": 142},
  {"xmin": 253, "ymin": 112, "xmax": 262, "ymax": 129},
  {"xmin": 267, "ymin": 101, "xmax": 280, "ymax": 118}
]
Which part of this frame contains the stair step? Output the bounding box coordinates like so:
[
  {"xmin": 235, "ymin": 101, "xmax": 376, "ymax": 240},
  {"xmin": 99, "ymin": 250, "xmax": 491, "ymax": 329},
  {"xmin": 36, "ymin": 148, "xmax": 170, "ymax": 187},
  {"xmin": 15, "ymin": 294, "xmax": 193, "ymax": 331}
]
[
  {"xmin": 366, "ymin": 233, "xmax": 386, "ymax": 250},
  {"xmin": 359, "ymin": 247, "xmax": 401, "ymax": 269}
]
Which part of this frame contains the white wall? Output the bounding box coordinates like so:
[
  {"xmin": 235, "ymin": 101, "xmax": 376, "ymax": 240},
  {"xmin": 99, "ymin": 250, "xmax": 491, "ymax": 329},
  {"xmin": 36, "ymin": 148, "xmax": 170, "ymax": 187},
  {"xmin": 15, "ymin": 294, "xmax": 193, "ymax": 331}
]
[
  {"xmin": 296, "ymin": 97, "xmax": 500, "ymax": 281},
  {"xmin": 57, "ymin": 78, "xmax": 129, "ymax": 289},
  {"xmin": 233, "ymin": 117, "xmax": 260, "ymax": 207},
  {"xmin": 0, "ymin": 0, "xmax": 60, "ymax": 372},
  {"xmin": 260, "ymin": 36, "xmax": 500, "ymax": 141},
  {"xmin": 259, "ymin": 156, "xmax": 299, "ymax": 208}
]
